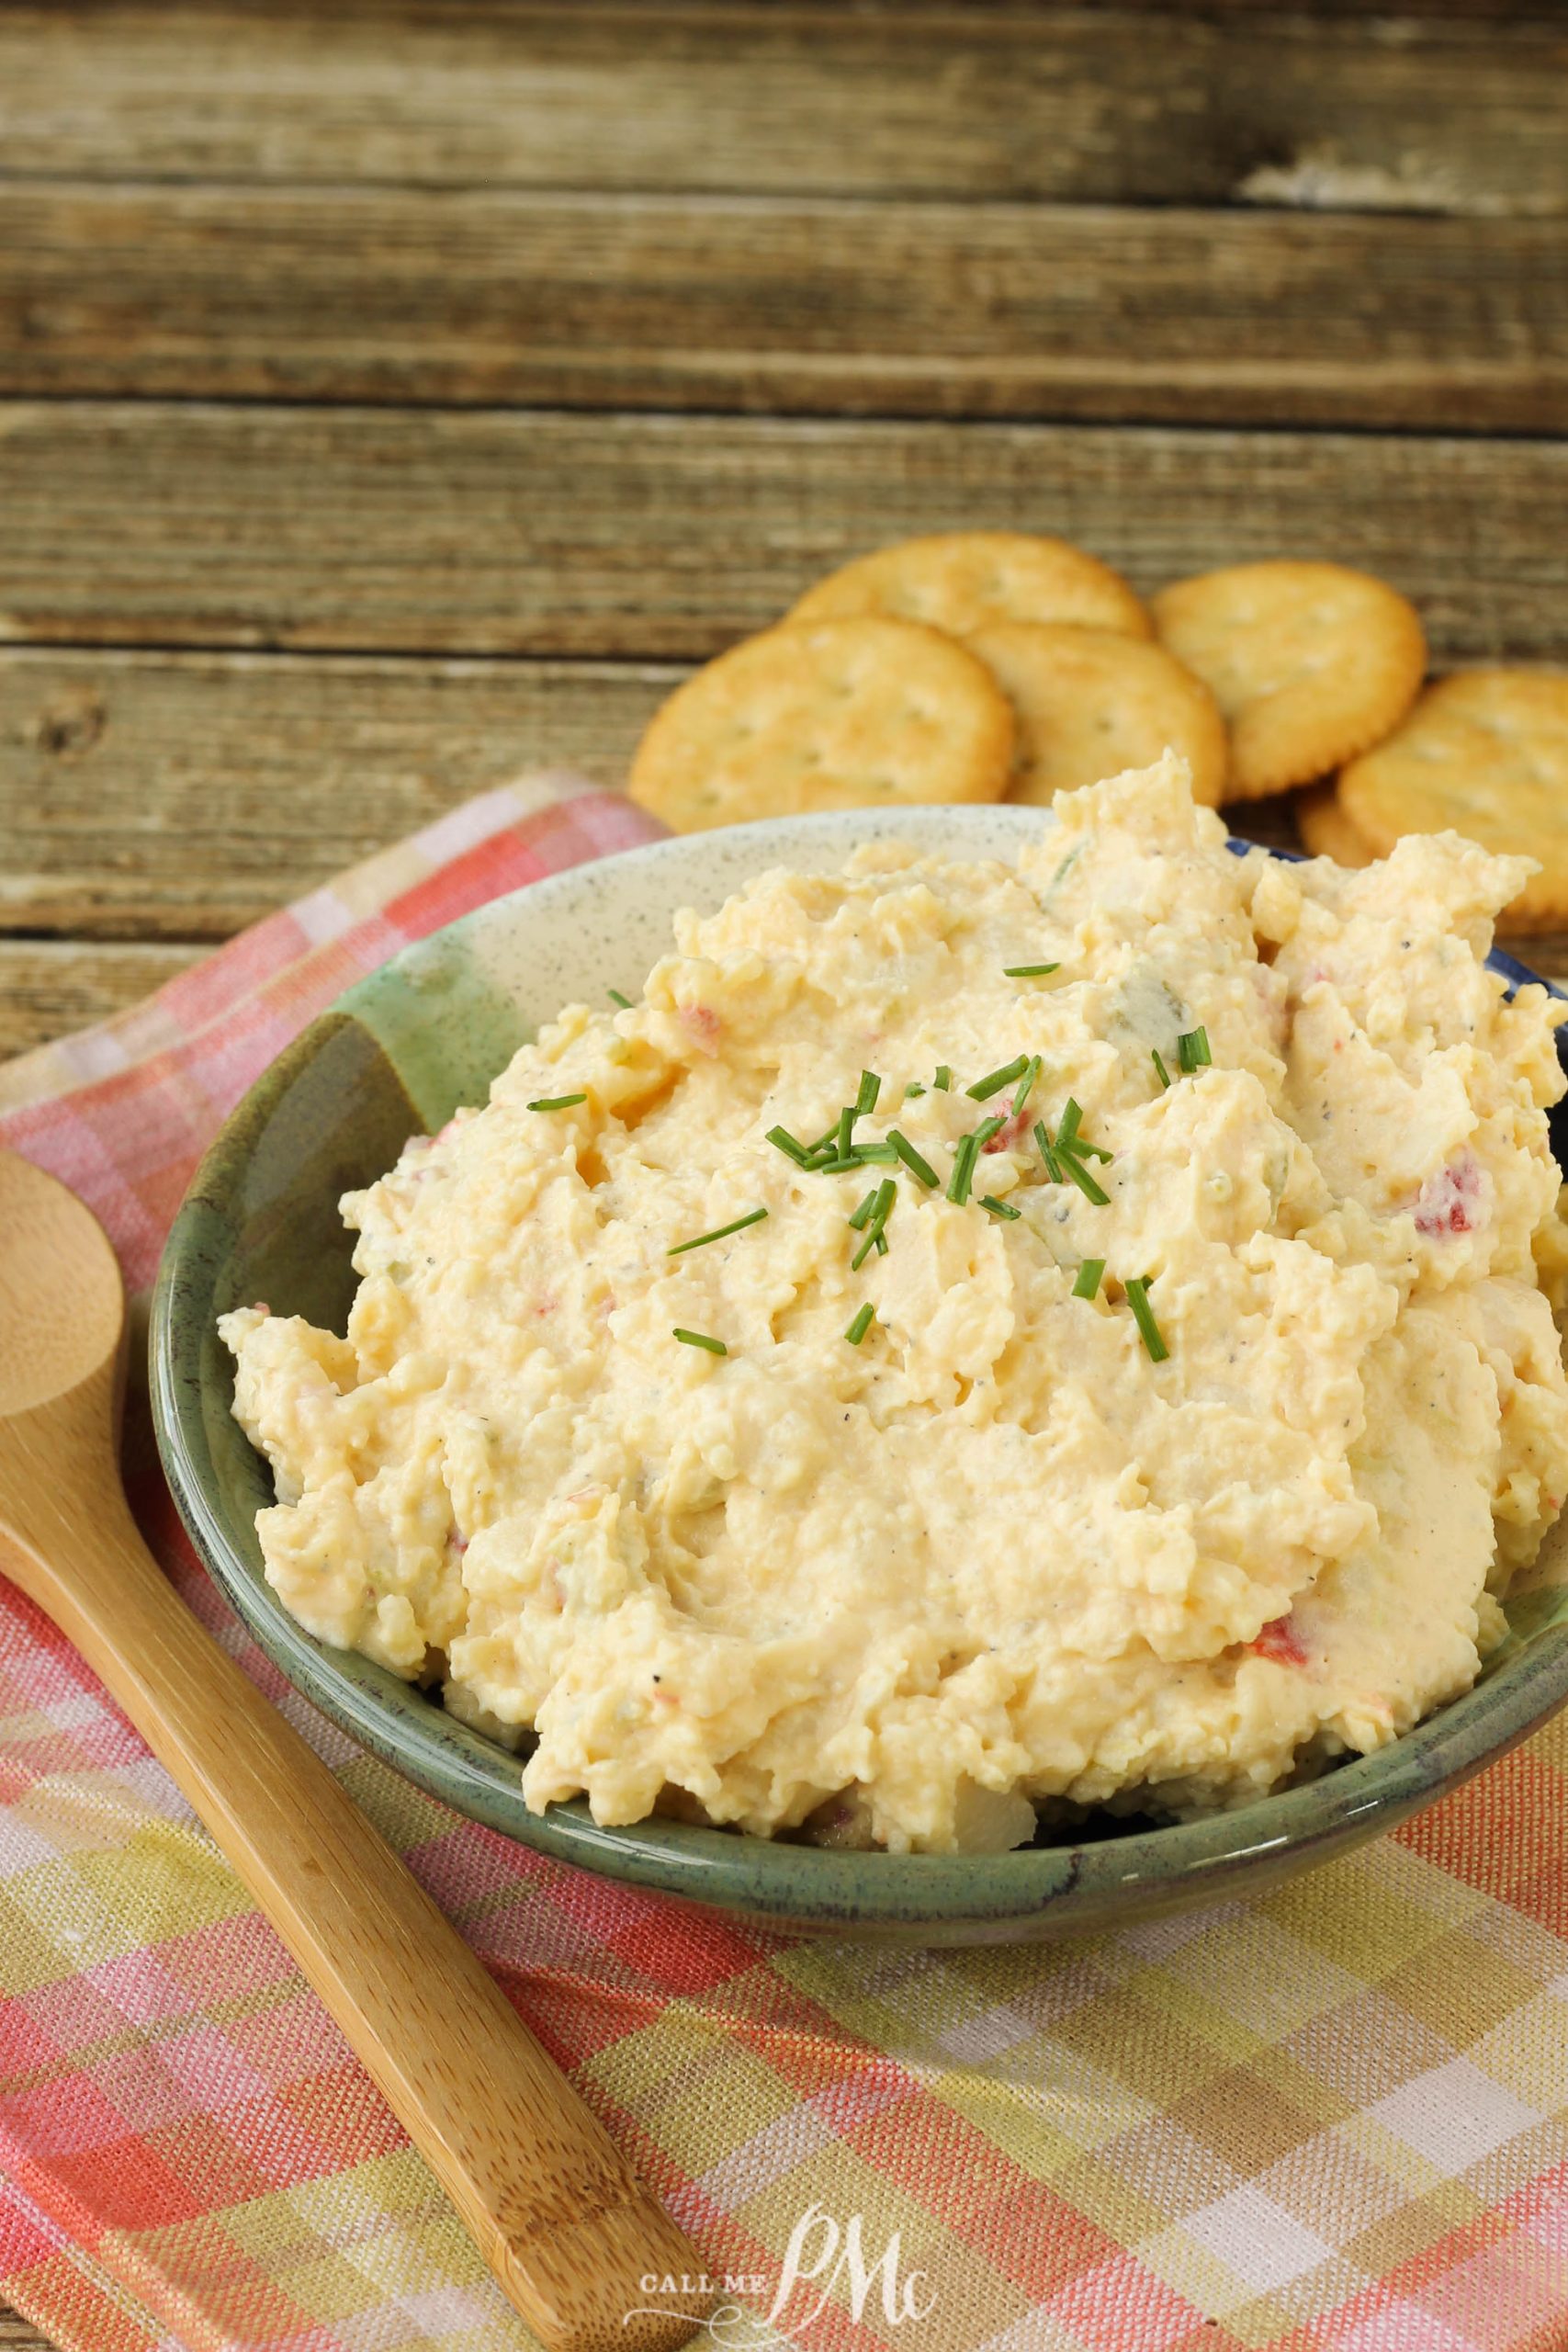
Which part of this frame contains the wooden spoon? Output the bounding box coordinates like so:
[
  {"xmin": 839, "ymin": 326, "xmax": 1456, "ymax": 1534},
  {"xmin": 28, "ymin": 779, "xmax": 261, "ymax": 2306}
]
[{"xmin": 0, "ymin": 1150, "xmax": 707, "ymax": 2352}]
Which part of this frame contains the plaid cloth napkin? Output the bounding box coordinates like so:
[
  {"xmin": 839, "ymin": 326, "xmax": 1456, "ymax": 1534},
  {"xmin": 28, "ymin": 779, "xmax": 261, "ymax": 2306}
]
[{"xmin": 2, "ymin": 772, "xmax": 1566, "ymax": 2352}]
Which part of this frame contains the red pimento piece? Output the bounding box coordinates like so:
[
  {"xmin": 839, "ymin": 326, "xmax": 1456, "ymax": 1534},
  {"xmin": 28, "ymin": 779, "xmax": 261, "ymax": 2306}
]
[
  {"xmin": 982, "ymin": 1104, "xmax": 1032, "ymax": 1155},
  {"xmin": 679, "ymin": 1004, "xmax": 721, "ymax": 1054},
  {"xmin": 1250, "ymin": 1613, "xmax": 1307, "ymax": 1666},
  {"xmin": 1413, "ymin": 1151, "xmax": 1481, "ymax": 1238}
]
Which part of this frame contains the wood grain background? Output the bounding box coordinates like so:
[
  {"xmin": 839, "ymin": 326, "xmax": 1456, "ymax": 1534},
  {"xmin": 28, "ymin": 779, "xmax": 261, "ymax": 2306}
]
[{"xmin": 0, "ymin": 8, "xmax": 1564, "ymax": 2336}]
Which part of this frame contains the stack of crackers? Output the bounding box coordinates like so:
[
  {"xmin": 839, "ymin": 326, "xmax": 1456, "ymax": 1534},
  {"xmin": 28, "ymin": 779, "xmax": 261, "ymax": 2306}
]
[{"xmin": 627, "ymin": 532, "xmax": 1567, "ymax": 933}]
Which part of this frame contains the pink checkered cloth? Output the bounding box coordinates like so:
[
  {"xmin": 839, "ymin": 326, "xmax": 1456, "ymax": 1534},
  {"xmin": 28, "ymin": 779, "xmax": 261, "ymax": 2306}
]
[{"xmin": 2, "ymin": 773, "xmax": 1567, "ymax": 2352}]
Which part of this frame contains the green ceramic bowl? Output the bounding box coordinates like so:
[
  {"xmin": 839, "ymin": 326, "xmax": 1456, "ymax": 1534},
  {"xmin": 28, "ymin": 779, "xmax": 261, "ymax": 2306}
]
[{"xmin": 152, "ymin": 808, "xmax": 1568, "ymax": 1946}]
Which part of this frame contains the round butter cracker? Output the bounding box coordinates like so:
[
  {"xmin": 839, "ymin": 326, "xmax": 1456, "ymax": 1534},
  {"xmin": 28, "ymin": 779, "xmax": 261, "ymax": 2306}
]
[
  {"xmin": 968, "ymin": 620, "xmax": 1229, "ymax": 808},
  {"xmin": 1152, "ymin": 560, "xmax": 1426, "ymax": 800},
  {"xmin": 1337, "ymin": 669, "xmax": 1568, "ymax": 930},
  {"xmin": 627, "ymin": 615, "xmax": 1015, "ymax": 833},
  {"xmin": 790, "ymin": 531, "xmax": 1151, "ymax": 641},
  {"xmin": 1296, "ymin": 784, "xmax": 1377, "ymax": 869}
]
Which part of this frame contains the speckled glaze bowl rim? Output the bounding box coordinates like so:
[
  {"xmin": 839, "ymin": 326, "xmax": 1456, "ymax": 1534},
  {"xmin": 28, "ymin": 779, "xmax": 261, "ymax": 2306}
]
[{"xmin": 151, "ymin": 808, "xmax": 1568, "ymax": 1937}]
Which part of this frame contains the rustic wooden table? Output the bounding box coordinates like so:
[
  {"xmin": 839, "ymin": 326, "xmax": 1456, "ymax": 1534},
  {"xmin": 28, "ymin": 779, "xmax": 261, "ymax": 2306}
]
[{"xmin": 1, "ymin": 4, "xmax": 1564, "ymax": 2343}]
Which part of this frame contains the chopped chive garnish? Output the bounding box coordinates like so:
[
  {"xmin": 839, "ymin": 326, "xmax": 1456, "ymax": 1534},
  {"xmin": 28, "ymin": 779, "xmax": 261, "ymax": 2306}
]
[
  {"xmin": 808, "ymin": 1123, "xmax": 840, "ymax": 1154},
  {"xmin": 948, "ymin": 1121, "xmax": 1002, "ymax": 1207},
  {"xmin": 1036, "ymin": 1100, "xmax": 1112, "ymax": 1202},
  {"xmin": 608, "ymin": 988, "xmax": 633, "ymax": 1009},
  {"xmin": 844, "ymin": 1303, "xmax": 875, "ymax": 1346},
  {"xmin": 672, "ymin": 1327, "xmax": 727, "ymax": 1355},
  {"xmin": 847, "ymin": 1188, "xmax": 880, "ymax": 1230},
  {"xmin": 1058, "ymin": 1152, "xmax": 1111, "ymax": 1207},
  {"xmin": 668, "ymin": 1206, "xmax": 768, "ymax": 1256},
  {"xmin": 934, "ymin": 1066, "xmax": 953, "ymax": 1091},
  {"xmin": 527, "ymin": 1092, "xmax": 586, "ymax": 1112},
  {"xmin": 836, "ymin": 1104, "xmax": 855, "ymax": 1160},
  {"xmin": 888, "ymin": 1129, "xmax": 940, "ymax": 1189},
  {"xmin": 852, "ymin": 1180, "xmax": 897, "ymax": 1270},
  {"xmin": 1003, "ymin": 962, "xmax": 1060, "ymax": 978},
  {"xmin": 1033, "ymin": 1120, "xmax": 1063, "ymax": 1182},
  {"xmin": 1010, "ymin": 1055, "xmax": 1043, "ymax": 1119},
  {"xmin": 856, "ymin": 1069, "xmax": 882, "ymax": 1116},
  {"xmin": 1177, "ymin": 1026, "xmax": 1212, "ymax": 1073},
  {"xmin": 974, "ymin": 1114, "xmax": 1006, "ymax": 1149},
  {"xmin": 766, "ymin": 1124, "xmax": 813, "ymax": 1168},
  {"xmin": 1125, "ymin": 1278, "xmax": 1168, "ymax": 1362},
  {"xmin": 906, "ymin": 1081, "xmax": 926, "ymax": 1099},
  {"xmin": 1151, "ymin": 1049, "xmax": 1171, "ymax": 1091},
  {"xmin": 980, "ymin": 1195, "xmax": 1021, "ymax": 1220},
  {"xmin": 853, "ymin": 1141, "xmax": 899, "ymax": 1165},
  {"xmin": 1057, "ymin": 1098, "xmax": 1112, "ymax": 1160},
  {"xmin": 1072, "ymin": 1258, "xmax": 1105, "ymax": 1300},
  {"xmin": 967, "ymin": 1054, "xmax": 1030, "ymax": 1102}
]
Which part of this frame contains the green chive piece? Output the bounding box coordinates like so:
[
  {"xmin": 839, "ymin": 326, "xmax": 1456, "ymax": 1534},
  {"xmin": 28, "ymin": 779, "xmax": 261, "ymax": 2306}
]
[
  {"xmin": 852, "ymin": 1141, "xmax": 899, "ymax": 1165},
  {"xmin": 668, "ymin": 1206, "xmax": 768, "ymax": 1257},
  {"xmin": 808, "ymin": 1123, "xmax": 840, "ymax": 1154},
  {"xmin": 1057, "ymin": 1098, "xmax": 1083, "ymax": 1151},
  {"xmin": 967, "ymin": 1054, "xmax": 1030, "ymax": 1103},
  {"xmin": 847, "ymin": 1188, "xmax": 880, "ymax": 1231},
  {"xmin": 836, "ymin": 1104, "xmax": 855, "ymax": 1160},
  {"xmin": 608, "ymin": 988, "xmax": 633, "ymax": 1009},
  {"xmin": 856, "ymin": 1069, "xmax": 882, "ymax": 1116},
  {"xmin": 1151, "ymin": 1048, "xmax": 1171, "ymax": 1091},
  {"xmin": 1125, "ymin": 1277, "xmax": 1169, "ymax": 1362},
  {"xmin": 672, "ymin": 1327, "xmax": 727, "ymax": 1356},
  {"xmin": 1003, "ymin": 962, "xmax": 1060, "ymax": 978},
  {"xmin": 766, "ymin": 1125, "xmax": 813, "ymax": 1168},
  {"xmin": 1058, "ymin": 1152, "xmax": 1111, "ymax": 1208},
  {"xmin": 888, "ymin": 1129, "xmax": 940, "ymax": 1189},
  {"xmin": 948, "ymin": 1136, "xmax": 979, "ymax": 1205},
  {"xmin": 1033, "ymin": 1119, "xmax": 1064, "ymax": 1182},
  {"xmin": 852, "ymin": 1179, "xmax": 897, "ymax": 1270},
  {"xmin": 844, "ymin": 1304, "xmax": 875, "ymax": 1346},
  {"xmin": 975, "ymin": 1114, "xmax": 1006, "ymax": 1148},
  {"xmin": 527, "ymin": 1092, "xmax": 587, "ymax": 1112},
  {"xmin": 1177, "ymin": 1025, "xmax": 1212, "ymax": 1073},
  {"xmin": 934, "ymin": 1066, "xmax": 953, "ymax": 1091},
  {"xmin": 980, "ymin": 1195, "xmax": 1021, "ymax": 1221},
  {"xmin": 905, "ymin": 1081, "xmax": 927, "ymax": 1099},
  {"xmin": 1072, "ymin": 1258, "xmax": 1105, "ymax": 1300},
  {"xmin": 1010, "ymin": 1055, "xmax": 1043, "ymax": 1119}
]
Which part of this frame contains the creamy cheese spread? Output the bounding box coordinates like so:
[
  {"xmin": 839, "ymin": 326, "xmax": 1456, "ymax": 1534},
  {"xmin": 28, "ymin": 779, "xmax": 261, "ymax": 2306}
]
[{"xmin": 221, "ymin": 757, "xmax": 1568, "ymax": 1853}]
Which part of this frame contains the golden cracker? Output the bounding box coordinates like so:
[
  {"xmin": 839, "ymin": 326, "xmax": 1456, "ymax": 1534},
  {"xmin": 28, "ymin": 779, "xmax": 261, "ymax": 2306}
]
[
  {"xmin": 1337, "ymin": 669, "xmax": 1568, "ymax": 930},
  {"xmin": 967, "ymin": 620, "xmax": 1229, "ymax": 809},
  {"xmin": 626, "ymin": 615, "xmax": 1015, "ymax": 834},
  {"xmin": 1152, "ymin": 560, "xmax": 1426, "ymax": 799},
  {"xmin": 1296, "ymin": 784, "xmax": 1377, "ymax": 870},
  {"xmin": 790, "ymin": 532, "xmax": 1151, "ymax": 642}
]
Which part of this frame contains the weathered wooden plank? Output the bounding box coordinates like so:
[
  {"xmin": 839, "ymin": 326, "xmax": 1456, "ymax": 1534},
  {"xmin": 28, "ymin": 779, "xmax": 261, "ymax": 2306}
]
[
  {"xmin": 0, "ymin": 937, "xmax": 202, "ymax": 1058},
  {"xmin": 0, "ymin": 6, "xmax": 1564, "ymax": 218},
  {"xmin": 3, "ymin": 186, "xmax": 1563, "ymax": 432},
  {"xmin": 1, "ymin": 405, "xmax": 1564, "ymax": 663},
  {"xmin": 0, "ymin": 2314, "xmax": 53, "ymax": 2352},
  {"xmin": 6, "ymin": 645, "xmax": 1568, "ymax": 983},
  {"xmin": 0, "ymin": 648, "xmax": 677, "ymax": 937}
]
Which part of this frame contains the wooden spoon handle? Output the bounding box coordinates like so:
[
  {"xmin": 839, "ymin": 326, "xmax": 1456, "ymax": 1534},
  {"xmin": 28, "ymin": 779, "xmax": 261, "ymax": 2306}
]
[{"xmin": 1, "ymin": 1450, "xmax": 706, "ymax": 2352}]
